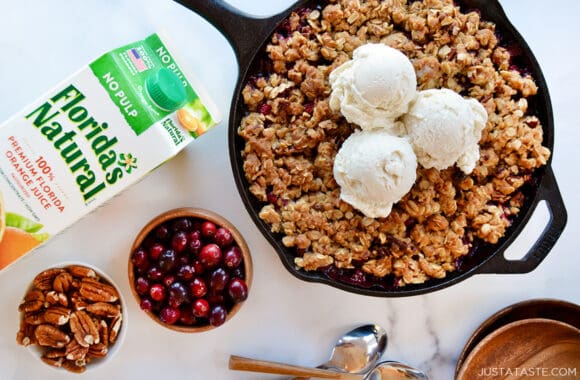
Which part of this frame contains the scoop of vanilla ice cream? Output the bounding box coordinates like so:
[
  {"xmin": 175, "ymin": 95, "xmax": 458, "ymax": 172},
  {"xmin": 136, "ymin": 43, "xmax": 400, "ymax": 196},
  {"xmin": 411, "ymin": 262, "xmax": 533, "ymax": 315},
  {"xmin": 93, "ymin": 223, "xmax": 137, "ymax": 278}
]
[
  {"xmin": 333, "ymin": 130, "xmax": 417, "ymax": 218},
  {"xmin": 329, "ymin": 43, "xmax": 417, "ymax": 133},
  {"xmin": 403, "ymin": 88, "xmax": 487, "ymax": 174}
]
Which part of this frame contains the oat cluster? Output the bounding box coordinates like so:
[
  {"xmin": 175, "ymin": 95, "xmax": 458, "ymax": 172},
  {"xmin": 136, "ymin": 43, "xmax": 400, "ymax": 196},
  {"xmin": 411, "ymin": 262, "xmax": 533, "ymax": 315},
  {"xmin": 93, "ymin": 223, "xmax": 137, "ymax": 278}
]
[{"xmin": 238, "ymin": 0, "xmax": 550, "ymax": 286}]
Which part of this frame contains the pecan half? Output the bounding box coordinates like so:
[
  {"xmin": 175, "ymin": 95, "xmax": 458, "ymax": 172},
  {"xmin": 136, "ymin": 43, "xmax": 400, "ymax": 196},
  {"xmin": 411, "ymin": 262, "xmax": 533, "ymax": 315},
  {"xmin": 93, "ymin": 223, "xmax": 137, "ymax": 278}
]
[
  {"xmin": 18, "ymin": 289, "xmax": 45, "ymax": 313},
  {"xmin": 86, "ymin": 302, "xmax": 120, "ymax": 318},
  {"xmin": 88, "ymin": 343, "xmax": 108, "ymax": 358},
  {"xmin": 35, "ymin": 324, "xmax": 70, "ymax": 348},
  {"xmin": 33, "ymin": 268, "xmax": 65, "ymax": 291},
  {"xmin": 41, "ymin": 356, "xmax": 63, "ymax": 368},
  {"xmin": 65, "ymin": 339, "xmax": 89, "ymax": 361},
  {"xmin": 43, "ymin": 307, "xmax": 71, "ymax": 326},
  {"xmin": 62, "ymin": 359, "xmax": 86, "ymax": 374},
  {"xmin": 45, "ymin": 291, "xmax": 69, "ymax": 308},
  {"xmin": 109, "ymin": 313, "xmax": 122, "ymax": 344},
  {"xmin": 24, "ymin": 311, "xmax": 45, "ymax": 325},
  {"xmin": 44, "ymin": 348, "xmax": 66, "ymax": 358},
  {"xmin": 70, "ymin": 292, "xmax": 88, "ymax": 311},
  {"xmin": 98, "ymin": 320, "xmax": 109, "ymax": 347},
  {"xmin": 69, "ymin": 311, "xmax": 99, "ymax": 347},
  {"xmin": 16, "ymin": 321, "xmax": 37, "ymax": 346},
  {"xmin": 67, "ymin": 265, "xmax": 97, "ymax": 280},
  {"xmin": 53, "ymin": 272, "xmax": 73, "ymax": 293},
  {"xmin": 79, "ymin": 278, "xmax": 119, "ymax": 303},
  {"xmin": 43, "ymin": 343, "xmax": 70, "ymax": 359}
]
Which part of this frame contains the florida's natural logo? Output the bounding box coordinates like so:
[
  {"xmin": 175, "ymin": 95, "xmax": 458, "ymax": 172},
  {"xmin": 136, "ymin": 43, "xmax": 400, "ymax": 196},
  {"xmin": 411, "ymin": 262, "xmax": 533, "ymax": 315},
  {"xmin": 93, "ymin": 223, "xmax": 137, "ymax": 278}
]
[{"xmin": 25, "ymin": 85, "xmax": 137, "ymax": 203}]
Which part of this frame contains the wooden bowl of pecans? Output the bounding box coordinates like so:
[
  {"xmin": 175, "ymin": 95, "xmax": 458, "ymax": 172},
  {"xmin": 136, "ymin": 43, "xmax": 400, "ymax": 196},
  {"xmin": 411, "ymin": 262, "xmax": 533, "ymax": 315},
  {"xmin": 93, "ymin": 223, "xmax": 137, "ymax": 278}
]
[{"xmin": 16, "ymin": 263, "xmax": 126, "ymax": 373}]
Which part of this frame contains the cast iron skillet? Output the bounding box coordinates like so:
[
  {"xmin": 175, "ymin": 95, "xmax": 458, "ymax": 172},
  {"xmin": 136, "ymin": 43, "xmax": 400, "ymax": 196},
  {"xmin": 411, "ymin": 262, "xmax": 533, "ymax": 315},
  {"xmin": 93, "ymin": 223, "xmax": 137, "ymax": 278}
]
[{"xmin": 174, "ymin": 0, "xmax": 567, "ymax": 296}]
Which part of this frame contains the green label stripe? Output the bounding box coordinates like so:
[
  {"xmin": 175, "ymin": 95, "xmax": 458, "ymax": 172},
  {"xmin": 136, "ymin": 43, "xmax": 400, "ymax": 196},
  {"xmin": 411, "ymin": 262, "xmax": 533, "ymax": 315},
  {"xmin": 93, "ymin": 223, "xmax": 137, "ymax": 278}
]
[
  {"xmin": 90, "ymin": 53, "xmax": 152, "ymax": 134},
  {"xmin": 145, "ymin": 34, "xmax": 198, "ymax": 102},
  {"xmin": 89, "ymin": 33, "xmax": 199, "ymax": 135}
]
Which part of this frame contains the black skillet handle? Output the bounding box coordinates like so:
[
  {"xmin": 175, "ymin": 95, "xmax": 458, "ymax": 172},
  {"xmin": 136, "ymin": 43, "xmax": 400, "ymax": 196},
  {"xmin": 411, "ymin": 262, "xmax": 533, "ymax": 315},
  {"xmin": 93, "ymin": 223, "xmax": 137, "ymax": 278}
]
[
  {"xmin": 477, "ymin": 167, "xmax": 567, "ymax": 274},
  {"xmin": 173, "ymin": 0, "xmax": 289, "ymax": 68}
]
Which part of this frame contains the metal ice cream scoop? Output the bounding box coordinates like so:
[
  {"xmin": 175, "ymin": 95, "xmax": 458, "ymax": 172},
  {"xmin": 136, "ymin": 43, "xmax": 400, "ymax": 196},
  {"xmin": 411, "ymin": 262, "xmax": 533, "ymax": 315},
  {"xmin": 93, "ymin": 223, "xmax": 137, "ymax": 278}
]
[{"xmin": 313, "ymin": 324, "xmax": 387, "ymax": 373}]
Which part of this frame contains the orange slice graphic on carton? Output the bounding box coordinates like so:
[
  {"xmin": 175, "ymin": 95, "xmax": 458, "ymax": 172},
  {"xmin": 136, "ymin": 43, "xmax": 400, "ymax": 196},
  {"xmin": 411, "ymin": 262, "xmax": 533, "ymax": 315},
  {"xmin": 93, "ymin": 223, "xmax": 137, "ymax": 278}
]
[
  {"xmin": 0, "ymin": 228, "xmax": 41, "ymax": 269},
  {"xmin": 0, "ymin": 191, "xmax": 5, "ymax": 243},
  {"xmin": 0, "ymin": 191, "xmax": 47, "ymax": 270}
]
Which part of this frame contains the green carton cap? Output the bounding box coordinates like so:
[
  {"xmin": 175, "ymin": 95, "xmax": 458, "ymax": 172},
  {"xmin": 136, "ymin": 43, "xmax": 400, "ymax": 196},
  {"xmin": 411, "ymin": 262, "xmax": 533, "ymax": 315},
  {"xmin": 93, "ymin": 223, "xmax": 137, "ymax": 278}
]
[{"xmin": 146, "ymin": 68, "xmax": 187, "ymax": 111}]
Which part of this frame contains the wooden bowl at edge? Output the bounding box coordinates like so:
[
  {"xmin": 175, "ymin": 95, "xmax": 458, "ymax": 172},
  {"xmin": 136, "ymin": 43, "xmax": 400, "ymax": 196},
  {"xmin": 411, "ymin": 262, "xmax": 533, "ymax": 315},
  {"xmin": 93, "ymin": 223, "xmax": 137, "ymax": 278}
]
[
  {"xmin": 455, "ymin": 298, "xmax": 580, "ymax": 376},
  {"xmin": 456, "ymin": 318, "xmax": 580, "ymax": 380}
]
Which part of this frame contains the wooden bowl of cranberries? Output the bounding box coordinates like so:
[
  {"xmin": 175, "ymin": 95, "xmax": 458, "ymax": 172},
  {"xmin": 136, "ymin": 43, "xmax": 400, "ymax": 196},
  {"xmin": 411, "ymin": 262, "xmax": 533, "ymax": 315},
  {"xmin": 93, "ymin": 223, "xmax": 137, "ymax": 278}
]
[{"xmin": 128, "ymin": 208, "xmax": 252, "ymax": 332}]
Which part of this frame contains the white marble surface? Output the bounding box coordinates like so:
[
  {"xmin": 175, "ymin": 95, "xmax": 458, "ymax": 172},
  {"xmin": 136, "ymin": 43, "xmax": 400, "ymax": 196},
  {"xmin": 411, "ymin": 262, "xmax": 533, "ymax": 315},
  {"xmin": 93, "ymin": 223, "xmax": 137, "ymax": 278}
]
[{"xmin": 0, "ymin": 1, "xmax": 578, "ymax": 379}]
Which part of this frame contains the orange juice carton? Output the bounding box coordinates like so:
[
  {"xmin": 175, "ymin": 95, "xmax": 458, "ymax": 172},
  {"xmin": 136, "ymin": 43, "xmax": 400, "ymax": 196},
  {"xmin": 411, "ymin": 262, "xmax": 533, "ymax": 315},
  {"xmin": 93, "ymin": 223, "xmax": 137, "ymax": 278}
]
[{"xmin": 0, "ymin": 32, "xmax": 221, "ymax": 270}]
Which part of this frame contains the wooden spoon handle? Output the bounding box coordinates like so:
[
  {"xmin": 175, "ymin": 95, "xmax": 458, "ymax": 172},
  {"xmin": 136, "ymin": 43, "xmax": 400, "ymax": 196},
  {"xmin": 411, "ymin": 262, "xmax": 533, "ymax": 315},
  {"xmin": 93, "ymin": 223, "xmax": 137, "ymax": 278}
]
[{"xmin": 228, "ymin": 355, "xmax": 361, "ymax": 380}]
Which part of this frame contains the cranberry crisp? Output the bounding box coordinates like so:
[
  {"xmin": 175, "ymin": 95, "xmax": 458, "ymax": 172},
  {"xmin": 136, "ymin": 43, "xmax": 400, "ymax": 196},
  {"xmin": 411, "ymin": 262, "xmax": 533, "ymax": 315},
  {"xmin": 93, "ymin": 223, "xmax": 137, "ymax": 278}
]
[
  {"xmin": 131, "ymin": 218, "xmax": 248, "ymax": 328},
  {"xmin": 237, "ymin": 0, "xmax": 550, "ymax": 286}
]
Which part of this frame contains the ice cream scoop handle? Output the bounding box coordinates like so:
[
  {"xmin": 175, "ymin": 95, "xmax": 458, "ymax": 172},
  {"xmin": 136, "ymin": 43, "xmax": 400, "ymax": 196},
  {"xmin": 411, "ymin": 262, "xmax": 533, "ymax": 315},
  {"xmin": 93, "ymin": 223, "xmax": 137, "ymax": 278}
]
[{"xmin": 229, "ymin": 355, "xmax": 361, "ymax": 379}]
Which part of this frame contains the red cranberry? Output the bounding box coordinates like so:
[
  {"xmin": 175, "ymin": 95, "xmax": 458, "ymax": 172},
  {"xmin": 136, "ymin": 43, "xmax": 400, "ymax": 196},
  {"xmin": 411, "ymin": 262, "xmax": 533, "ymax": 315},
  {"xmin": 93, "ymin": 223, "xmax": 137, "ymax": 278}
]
[
  {"xmin": 190, "ymin": 277, "xmax": 208, "ymax": 298},
  {"xmin": 149, "ymin": 243, "xmax": 164, "ymax": 260},
  {"xmin": 209, "ymin": 268, "xmax": 230, "ymax": 293},
  {"xmin": 179, "ymin": 307, "xmax": 197, "ymax": 325},
  {"xmin": 278, "ymin": 19, "xmax": 293, "ymax": 36},
  {"xmin": 160, "ymin": 307, "xmax": 180, "ymax": 325},
  {"xmin": 188, "ymin": 230, "xmax": 201, "ymax": 242},
  {"xmin": 155, "ymin": 224, "xmax": 170, "ymax": 241},
  {"xmin": 231, "ymin": 266, "xmax": 245, "ymax": 280},
  {"xmin": 201, "ymin": 221, "xmax": 217, "ymax": 239},
  {"xmin": 192, "ymin": 260, "xmax": 205, "ymax": 275},
  {"xmin": 168, "ymin": 282, "xmax": 190, "ymax": 306},
  {"xmin": 135, "ymin": 277, "xmax": 150, "ymax": 295},
  {"xmin": 158, "ymin": 249, "xmax": 177, "ymax": 272},
  {"xmin": 228, "ymin": 278, "xmax": 248, "ymax": 303},
  {"xmin": 214, "ymin": 228, "xmax": 234, "ymax": 247},
  {"xmin": 192, "ymin": 299, "xmax": 210, "ymax": 318},
  {"xmin": 147, "ymin": 266, "xmax": 164, "ymax": 281},
  {"xmin": 172, "ymin": 231, "xmax": 188, "ymax": 253},
  {"xmin": 134, "ymin": 265, "xmax": 147, "ymax": 276},
  {"xmin": 152, "ymin": 301, "xmax": 163, "ymax": 313},
  {"xmin": 178, "ymin": 256, "xmax": 189, "ymax": 266},
  {"xmin": 199, "ymin": 244, "xmax": 222, "ymax": 269},
  {"xmin": 177, "ymin": 265, "xmax": 195, "ymax": 281},
  {"xmin": 171, "ymin": 218, "xmax": 192, "ymax": 232},
  {"xmin": 132, "ymin": 248, "xmax": 149, "ymax": 271},
  {"xmin": 140, "ymin": 298, "xmax": 154, "ymax": 311},
  {"xmin": 149, "ymin": 284, "xmax": 166, "ymax": 302},
  {"xmin": 189, "ymin": 238, "xmax": 202, "ymax": 254},
  {"xmin": 209, "ymin": 305, "xmax": 227, "ymax": 327},
  {"xmin": 304, "ymin": 102, "xmax": 315, "ymax": 114},
  {"xmin": 348, "ymin": 270, "xmax": 367, "ymax": 287},
  {"xmin": 168, "ymin": 298, "xmax": 182, "ymax": 309},
  {"xmin": 259, "ymin": 103, "xmax": 272, "ymax": 115},
  {"xmin": 163, "ymin": 275, "xmax": 176, "ymax": 287},
  {"xmin": 266, "ymin": 192, "xmax": 278, "ymax": 204},
  {"xmin": 223, "ymin": 246, "xmax": 243, "ymax": 269},
  {"xmin": 142, "ymin": 236, "xmax": 157, "ymax": 249},
  {"xmin": 207, "ymin": 292, "xmax": 225, "ymax": 305}
]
